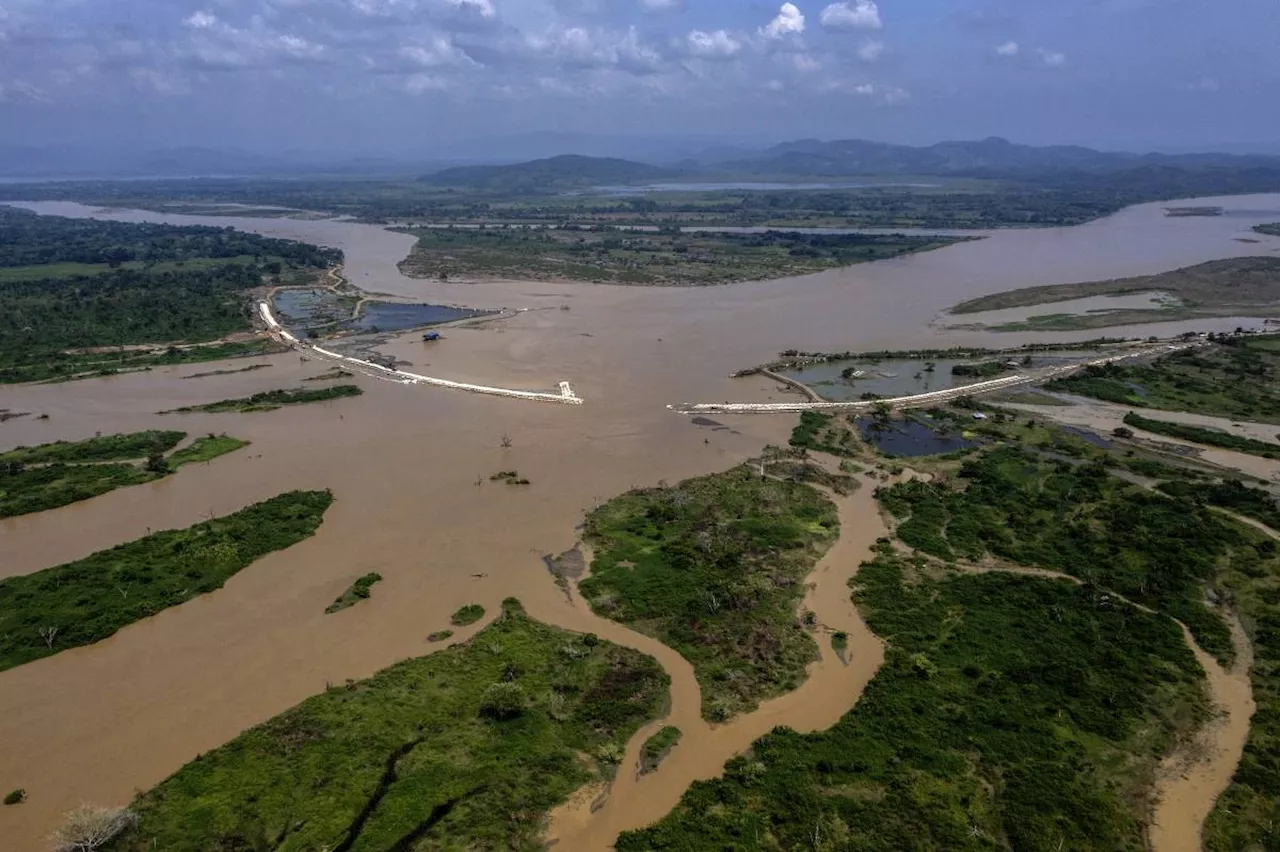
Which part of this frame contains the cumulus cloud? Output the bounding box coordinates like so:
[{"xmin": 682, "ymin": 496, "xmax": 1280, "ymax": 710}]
[
  {"xmin": 820, "ymin": 1, "xmax": 881, "ymax": 32},
  {"xmin": 1037, "ymin": 47, "xmax": 1066, "ymax": 67},
  {"xmin": 793, "ymin": 54, "xmax": 820, "ymax": 72},
  {"xmin": 1184, "ymin": 75, "xmax": 1220, "ymax": 92},
  {"xmin": 995, "ymin": 41, "xmax": 1019, "ymax": 56},
  {"xmin": 761, "ymin": 3, "xmax": 805, "ymax": 40},
  {"xmin": 639, "ymin": 0, "xmax": 682, "ymax": 11},
  {"xmin": 184, "ymin": 10, "xmax": 219, "ymax": 30},
  {"xmin": 682, "ymin": 28, "xmax": 742, "ymax": 59}
]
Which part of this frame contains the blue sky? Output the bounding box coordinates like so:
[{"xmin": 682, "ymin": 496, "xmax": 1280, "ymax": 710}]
[{"xmin": 1, "ymin": 0, "xmax": 1277, "ymax": 154}]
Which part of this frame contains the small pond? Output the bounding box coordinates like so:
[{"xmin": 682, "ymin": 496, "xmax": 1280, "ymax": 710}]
[{"xmin": 858, "ymin": 417, "xmax": 981, "ymax": 458}]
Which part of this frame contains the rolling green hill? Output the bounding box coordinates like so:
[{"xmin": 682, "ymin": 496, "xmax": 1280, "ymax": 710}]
[{"xmin": 420, "ymin": 154, "xmax": 673, "ymax": 192}]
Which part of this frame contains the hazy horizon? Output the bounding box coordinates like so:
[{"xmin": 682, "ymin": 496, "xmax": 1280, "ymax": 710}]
[{"xmin": 2, "ymin": 0, "xmax": 1278, "ymax": 158}]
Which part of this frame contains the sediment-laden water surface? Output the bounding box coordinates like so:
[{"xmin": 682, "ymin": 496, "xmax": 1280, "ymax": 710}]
[{"xmin": 2, "ymin": 194, "xmax": 1278, "ymax": 850}]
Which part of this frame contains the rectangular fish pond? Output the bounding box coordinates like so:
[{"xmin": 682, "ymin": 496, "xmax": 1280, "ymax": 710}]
[
  {"xmin": 779, "ymin": 350, "xmax": 1104, "ymax": 403},
  {"xmin": 274, "ymin": 288, "xmax": 493, "ymax": 335}
]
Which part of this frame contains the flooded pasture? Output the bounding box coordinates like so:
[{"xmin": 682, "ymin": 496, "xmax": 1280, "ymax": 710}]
[{"xmin": 2, "ymin": 193, "xmax": 1279, "ymax": 850}]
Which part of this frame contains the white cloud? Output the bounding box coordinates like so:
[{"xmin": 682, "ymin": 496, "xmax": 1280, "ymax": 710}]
[
  {"xmin": 793, "ymin": 54, "xmax": 819, "ymax": 72},
  {"xmin": 639, "ymin": 0, "xmax": 682, "ymax": 11},
  {"xmin": 857, "ymin": 39, "xmax": 883, "ymax": 61},
  {"xmin": 1037, "ymin": 47, "xmax": 1066, "ymax": 67},
  {"xmin": 761, "ymin": 3, "xmax": 805, "ymax": 40},
  {"xmin": 820, "ymin": 1, "xmax": 881, "ymax": 32},
  {"xmin": 995, "ymin": 41, "xmax": 1019, "ymax": 56},
  {"xmin": 683, "ymin": 29, "xmax": 742, "ymax": 59},
  {"xmin": 184, "ymin": 10, "xmax": 219, "ymax": 30}
]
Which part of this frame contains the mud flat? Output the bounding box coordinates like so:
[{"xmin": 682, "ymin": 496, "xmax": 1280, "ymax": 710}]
[{"xmin": 3, "ymin": 194, "xmax": 1280, "ymax": 848}]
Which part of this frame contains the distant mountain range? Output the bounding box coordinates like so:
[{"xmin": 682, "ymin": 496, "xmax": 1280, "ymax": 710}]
[
  {"xmin": 420, "ymin": 155, "xmax": 673, "ymax": 192},
  {"xmin": 4, "ymin": 136, "xmax": 1280, "ymax": 186}
]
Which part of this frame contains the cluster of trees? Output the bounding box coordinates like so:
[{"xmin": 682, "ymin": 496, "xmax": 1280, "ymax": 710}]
[{"xmin": 0, "ymin": 207, "xmax": 341, "ymax": 268}]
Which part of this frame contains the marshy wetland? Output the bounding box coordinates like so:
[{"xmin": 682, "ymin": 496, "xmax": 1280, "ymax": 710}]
[{"xmin": 2, "ymin": 194, "xmax": 1280, "ymax": 851}]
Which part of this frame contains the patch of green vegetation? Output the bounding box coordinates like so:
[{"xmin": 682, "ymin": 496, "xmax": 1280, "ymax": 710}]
[
  {"xmin": 1203, "ymin": 521, "xmax": 1280, "ymax": 849},
  {"xmin": 398, "ymin": 227, "xmax": 966, "ymax": 286},
  {"xmin": 3, "ymin": 339, "xmax": 284, "ymax": 385},
  {"xmin": 0, "ymin": 430, "xmax": 250, "ymax": 518},
  {"xmin": 580, "ymin": 464, "xmax": 838, "ymax": 721},
  {"xmin": 789, "ymin": 411, "xmax": 860, "ymax": 458},
  {"xmin": 182, "ymin": 363, "xmax": 272, "ymax": 379},
  {"xmin": 427, "ymin": 629, "xmax": 454, "ymax": 642},
  {"xmin": 640, "ymin": 726, "xmax": 682, "ymax": 775},
  {"xmin": 763, "ymin": 457, "xmax": 860, "ymax": 496},
  {"xmin": 1046, "ymin": 336, "xmax": 1280, "ymax": 423},
  {"xmin": 0, "ymin": 430, "xmax": 184, "ymax": 464},
  {"xmin": 878, "ymin": 447, "xmax": 1236, "ymax": 661},
  {"xmin": 4, "ymin": 789, "xmax": 26, "ymax": 805},
  {"xmin": 0, "ymin": 463, "xmax": 157, "ymax": 519},
  {"xmin": 951, "ymin": 360, "xmax": 1011, "ymax": 378},
  {"xmin": 1158, "ymin": 479, "xmax": 1280, "ymax": 532},
  {"xmin": 302, "ymin": 367, "xmax": 353, "ymax": 382},
  {"xmin": 167, "ymin": 384, "xmax": 362, "ymax": 413},
  {"xmin": 326, "ymin": 572, "xmax": 384, "ymax": 614},
  {"xmin": 490, "ymin": 470, "xmax": 532, "ymax": 485},
  {"xmin": 166, "ymin": 434, "xmax": 251, "ymax": 468},
  {"xmin": 451, "ymin": 604, "xmax": 486, "ymax": 626},
  {"xmin": 830, "ymin": 630, "xmax": 849, "ymax": 656},
  {"xmin": 618, "ymin": 553, "xmax": 1207, "ymax": 852},
  {"xmin": 109, "ymin": 600, "xmax": 668, "ymax": 852},
  {"xmin": 1124, "ymin": 412, "xmax": 1280, "ymax": 459},
  {"xmin": 0, "ymin": 490, "xmax": 333, "ymax": 671}
]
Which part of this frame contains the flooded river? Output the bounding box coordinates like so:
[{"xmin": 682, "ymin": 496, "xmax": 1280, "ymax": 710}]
[{"xmin": 2, "ymin": 194, "xmax": 1279, "ymax": 850}]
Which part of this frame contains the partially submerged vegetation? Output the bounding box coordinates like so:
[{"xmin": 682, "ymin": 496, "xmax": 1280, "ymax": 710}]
[
  {"xmin": 619, "ymin": 552, "xmax": 1207, "ymax": 851},
  {"xmin": 325, "ymin": 572, "xmax": 383, "ymax": 614},
  {"xmin": 950, "ymin": 257, "xmax": 1280, "ymax": 330},
  {"xmin": 451, "ymin": 604, "xmax": 486, "ymax": 626},
  {"xmin": 0, "ymin": 430, "xmax": 248, "ymax": 518},
  {"xmin": 0, "ymin": 490, "xmax": 333, "ymax": 671},
  {"xmin": 1047, "ymin": 334, "xmax": 1280, "ymax": 423},
  {"xmin": 0, "ymin": 207, "xmax": 340, "ymax": 383},
  {"xmin": 165, "ymin": 384, "xmax": 363, "ymax": 414},
  {"xmin": 398, "ymin": 227, "xmax": 966, "ymax": 286},
  {"xmin": 108, "ymin": 600, "xmax": 668, "ymax": 852},
  {"xmin": 580, "ymin": 463, "xmax": 838, "ymax": 720},
  {"xmin": 640, "ymin": 726, "xmax": 682, "ymax": 775},
  {"xmin": 1123, "ymin": 411, "xmax": 1280, "ymax": 459},
  {"xmin": 1254, "ymin": 222, "xmax": 1280, "ymax": 238},
  {"xmin": 166, "ymin": 434, "xmax": 251, "ymax": 467},
  {"xmin": 789, "ymin": 410, "xmax": 861, "ymax": 458}
]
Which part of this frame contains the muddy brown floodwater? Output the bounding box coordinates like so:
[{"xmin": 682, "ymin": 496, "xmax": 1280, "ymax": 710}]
[{"xmin": 2, "ymin": 194, "xmax": 1279, "ymax": 851}]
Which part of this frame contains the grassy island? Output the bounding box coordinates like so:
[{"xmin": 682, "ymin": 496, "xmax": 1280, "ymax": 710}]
[
  {"xmin": 0, "ymin": 490, "xmax": 333, "ymax": 670},
  {"xmin": 579, "ymin": 463, "xmax": 838, "ymax": 721},
  {"xmin": 107, "ymin": 600, "xmax": 667, "ymax": 852}
]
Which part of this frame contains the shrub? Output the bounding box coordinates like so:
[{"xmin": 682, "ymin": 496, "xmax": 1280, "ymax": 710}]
[
  {"xmin": 479, "ymin": 682, "xmax": 527, "ymax": 720},
  {"xmin": 4, "ymin": 788, "xmax": 25, "ymax": 805}
]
